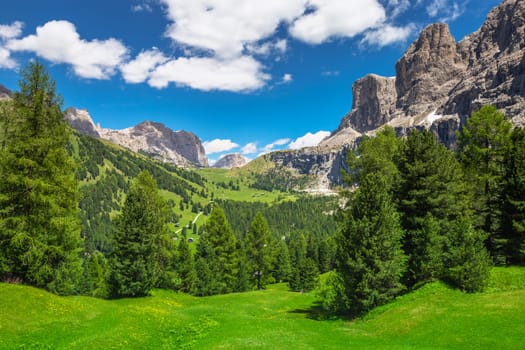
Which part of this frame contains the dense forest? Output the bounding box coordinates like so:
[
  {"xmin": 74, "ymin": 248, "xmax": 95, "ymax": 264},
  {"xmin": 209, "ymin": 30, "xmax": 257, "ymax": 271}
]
[{"xmin": 0, "ymin": 63, "xmax": 523, "ymax": 318}]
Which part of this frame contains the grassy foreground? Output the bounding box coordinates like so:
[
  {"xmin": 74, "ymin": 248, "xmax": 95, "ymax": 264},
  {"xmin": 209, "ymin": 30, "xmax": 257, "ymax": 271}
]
[{"xmin": 1, "ymin": 267, "xmax": 524, "ymax": 349}]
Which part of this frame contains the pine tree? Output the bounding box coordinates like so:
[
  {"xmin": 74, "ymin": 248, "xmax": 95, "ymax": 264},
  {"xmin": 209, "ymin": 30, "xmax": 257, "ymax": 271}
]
[
  {"xmin": 288, "ymin": 233, "xmax": 319, "ymax": 292},
  {"xmin": 274, "ymin": 239, "xmax": 291, "ymax": 282},
  {"xmin": 110, "ymin": 170, "xmax": 168, "ymax": 297},
  {"xmin": 245, "ymin": 212, "xmax": 273, "ymax": 290},
  {"xmin": 0, "ymin": 61, "xmax": 82, "ymax": 294},
  {"xmin": 457, "ymin": 105, "xmax": 512, "ymax": 262},
  {"xmin": 195, "ymin": 206, "xmax": 238, "ymax": 295},
  {"xmin": 177, "ymin": 236, "xmax": 195, "ymax": 294},
  {"xmin": 501, "ymin": 127, "xmax": 525, "ymax": 263},
  {"xmin": 396, "ymin": 129, "xmax": 471, "ymax": 286},
  {"xmin": 336, "ymin": 173, "xmax": 406, "ymax": 315}
]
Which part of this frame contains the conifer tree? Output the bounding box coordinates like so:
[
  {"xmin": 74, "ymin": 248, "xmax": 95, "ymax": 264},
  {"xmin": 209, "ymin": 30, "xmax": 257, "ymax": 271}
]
[
  {"xmin": 501, "ymin": 127, "xmax": 525, "ymax": 263},
  {"xmin": 336, "ymin": 173, "xmax": 406, "ymax": 315},
  {"xmin": 177, "ymin": 236, "xmax": 195, "ymax": 293},
  {"xmin": 457, "ymin": 105, "xmax": 512, "ymax": 261},
  {"xmin": 195, "ymin": 206, "xmax": 238, "ymax": 295},
  {"xmin": 245, "ymin": 212, "xmax": 273, "ymax": 290},
  {"xmin": 0, "ymin": 61, "xmax": 82, "ymax": 294},
  {"xmin": 288, "ymin": 233, "xmax": 319, "ymax": 292},
  {"xmin": 110, "ymin": 170, "xmax": 168, "ymax": 297},
  {"xmin": 274, "ymin": 239, "xmax": 291, "ymax": 282}
]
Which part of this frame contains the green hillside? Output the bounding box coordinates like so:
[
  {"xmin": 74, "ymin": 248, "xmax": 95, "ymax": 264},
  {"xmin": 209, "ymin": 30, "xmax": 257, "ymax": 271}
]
[{"xmin": 1, "ymin": 267, "xmax": 524, "ymax": 349}]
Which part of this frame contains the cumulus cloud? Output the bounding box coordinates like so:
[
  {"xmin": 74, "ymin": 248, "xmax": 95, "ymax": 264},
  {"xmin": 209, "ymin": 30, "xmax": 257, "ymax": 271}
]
[
  {"xmin": 0, "ymin": 21, "xmax": 23, "ymax": 40},
  {"xmin": 0, "ymin": 47, "xmax": 17, "ymax": 69},
  {"xmin": 290, "ymin": 0, "xmax": 386, "ymax": 44},
  {"xmin": 161, "ymin": 0, "xmax": 305, "ymax": 59},
  {"xmin": 148, "ymin": 56, "xmax": 270, "ymax": 91},
  {"xmin": 361, "ymin": 24, "xmax": 415, "ymax": 47},
  {"xmin": 387, "ymin": 0, "xmax": 411, "ymax": 18},
  {"xmin": 203, "ymin": 139, "xmax": 239, "ymax": 154},
  {"xmin": 7, "ymin": 20, "xmax": 128, "ymax": 79},
  {"xmin": 120, "ymin": 48, "xmax": 169, "ymax": 83},
  {"xmin": 242, "ymin": 142, "xmax": 258, "ymax": 155},
  {"xmin": 289, "ymin": 131, "xmax": 330, "ymax": 149},
  {"xmin": 282, "ymin": 73, "xmax": 293, "ymax": 83},
  {"xmin": 259, "ymin": 138, "xmax": 291, "ymax": 155},
  {"xmin": 426, "ymin": 0, "xmax": 463, "ymax": 21}
]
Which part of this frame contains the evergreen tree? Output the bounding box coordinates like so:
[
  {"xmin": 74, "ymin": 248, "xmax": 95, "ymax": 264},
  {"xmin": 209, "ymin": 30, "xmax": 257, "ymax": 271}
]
[
  {"xmin": 457, "ymin": 105, "xmax": 512, "ymax": 262},
  {"xmin": 0, "ymin": 61, "xmax": 82, "ymax": 294},
  {"xmin": 177, "ymin": 236, "xmax": 195, "ymax": 293},
  {"xmin": 274, "ymin": 239, "xmax": 291, "ymax": 282},
  {"xmin": 195, "ymin": 206, "xmax": 238, "ymax": 295},
  {"xmin": 110, "ymin": 170, "xmax": 168, "ymax": 297},
  {"xmin": 288, "ymin": 233, "xmax": 319, "ymax": 292},
  {"xmin": 80, "ymin": 251, "xmax": 110, "ymax": 298},
  {"xmin": 245, "ymin": 212, "xmax": 273, "ymax": 290},
  {"xmin": 396, "ymin": 129, "xmax": 471, "ymax": 286},
  {"xmin": 335, "ymin": 173, "xmax": 406, "ymax": 315},
  {"xmin": 194, "ymin": 238, "xmax": 216, "ymax": 296},
  {"xmin": 500, "ymin": 127, "xmax": 525, "ymax": 263}
]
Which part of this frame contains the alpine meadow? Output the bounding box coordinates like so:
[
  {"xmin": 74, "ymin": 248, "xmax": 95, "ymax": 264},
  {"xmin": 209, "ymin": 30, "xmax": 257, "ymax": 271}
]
[{"xmin": 1, "ymin": 0, "xmax": 525, "ymax": 349}]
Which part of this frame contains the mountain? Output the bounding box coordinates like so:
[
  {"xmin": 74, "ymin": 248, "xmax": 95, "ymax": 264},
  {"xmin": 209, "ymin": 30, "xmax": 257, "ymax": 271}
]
[
  {"xmin": 264, "ymin": 0, "xmax": 525, "ymax": 192},
  {"xmin": 64, "ymin": 107, "xmax": 208, "ymax": 167},
  {"xmin": 213, "ymin": 153, "xmax": 249, "ymax": 169}
]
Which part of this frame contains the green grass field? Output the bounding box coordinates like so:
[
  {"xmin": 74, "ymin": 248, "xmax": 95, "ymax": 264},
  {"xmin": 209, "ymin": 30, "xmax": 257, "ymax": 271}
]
[{"xmin": 1, "ymin": 267, "xmax": 524, "ymax": 349}]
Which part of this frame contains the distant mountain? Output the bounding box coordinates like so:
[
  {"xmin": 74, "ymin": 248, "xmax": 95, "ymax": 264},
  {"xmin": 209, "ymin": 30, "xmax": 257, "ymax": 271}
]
[
  {"xmin": 263, "ymin": 0, "xmax": 525, "ymax": 192},
  {"xmin": 0, "ymin": 84, "xmax": 11, "ymax": 101},
  {"xmin": 213, "ymin": 153, "xmax": 249, "ymax": 169},
  {"xmin": 64, "ymin": 107, "xmax": 208, "ymax": 167}
]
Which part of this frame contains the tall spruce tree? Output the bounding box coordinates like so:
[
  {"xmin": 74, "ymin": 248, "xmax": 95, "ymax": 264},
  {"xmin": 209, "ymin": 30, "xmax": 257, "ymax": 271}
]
[
  {"xmin": 336, "ymin": 173, "xmax": 406, "ymax": 315},
  {"xmin": 501, "ymin": 127, "xmax": 525, "ymax": 263},
  {"xmin": 0, "ymin": 61, "xmax": 82, "ymax": 294},
  {"xmin": 195, "ymin": 206, "xmax": 238, "ymax": 295},
  {"xmin": 396, "ymin": 129, "xmax": 472, "ymax": 286},
  {"xmin": 110, "ymin": 170, "xmax": 168, "ymax": 297},
  {"xmin": 457, "ymin": 105, "xmax": 512, "ymax": 262},
  {"xmin": 288, "ymin": 233, "xmax": 319, "ymax": 292},
  {"xmin": 273, "ymin": 239, "xmax": 291, "ymax": 282},
  {"xmin": 177, "ymin": 236, "xmax": 195, "ymax": 293},
  {"xmin": 245, "ymin": 212, "xmax": 273, "ymax": 290}
]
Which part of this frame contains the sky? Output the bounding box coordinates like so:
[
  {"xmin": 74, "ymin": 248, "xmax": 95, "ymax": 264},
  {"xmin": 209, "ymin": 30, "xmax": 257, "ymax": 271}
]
[{"xmin": 0, "ymin": 0, "xmax": 502, "ymax": 163}]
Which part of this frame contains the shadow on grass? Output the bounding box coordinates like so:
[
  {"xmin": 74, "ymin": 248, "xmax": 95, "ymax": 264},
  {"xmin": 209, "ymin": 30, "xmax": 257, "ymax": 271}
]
[{"xmin": 288, "ymin": 301, "xmax": 355, "ymax": 321}]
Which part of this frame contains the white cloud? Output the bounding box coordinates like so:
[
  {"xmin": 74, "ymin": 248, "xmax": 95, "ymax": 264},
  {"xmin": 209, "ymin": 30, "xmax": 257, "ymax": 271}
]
[
  {"xmin": 289, "ymin": 131, "xmax": 330, "ymax": 149},
  {"xmin": 0, "ymin": 21, "xmax": 23, "ymax": 40},
  {"xmin": 7, "ymin": 20, "xmax": 128, "ymax": 79},
  {"xmin": 426, "ymin": 0, "xmax": 463, "ymax": 21},
  {"xmin": 282, "ymin": 73, "xmax": 293, "ymax": 83},
  {"xmin": 161, "ymin": 0, "xmax": 305, "ymax": 59},
  {"xmin": 290, "ymin": 0, "xmax": 386, "ymax": 44},
  {"xmin": 132, "ymin": 2, "xmax": 153, "ymax": 12},
  {"xmin": 121, "ymin": 48, "xmax": 169, "ymax": 83},
  {"xmin": 242, "ymin": 142, "xmax": 258, "ymax": 155},
  {"xmin": 0, "ymin": 47, "xmax": 17, "ymax": 69},
  {"xmin": 274, "ymin": 39, "xmax": 287, "ymax": 53},
  {"xmin": 260, "ymin": 138, "xmax": 291, "ymax": 155},
  {"xmin": 387, "ymin": 0, "xmax": 411, "ymax": 18},
  {"xmin": 203, "ymin": 139, "xmax": 239, "ymax": 154},
  {"xmin": 148, "ymin": 56, "xmax": 270, "ymax": 91},
  {"xmin": 361, "ymin": 24, "xmax": 415, "ymax": 47}
]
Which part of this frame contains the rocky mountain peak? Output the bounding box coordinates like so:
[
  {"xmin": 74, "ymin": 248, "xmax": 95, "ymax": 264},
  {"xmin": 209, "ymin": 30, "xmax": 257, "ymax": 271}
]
[
  {"xmin": 64, "ymin": 107, "xmax": 101, "ymax": 138},
  {"xmin": 396, "ymin": 23, "xmax": 466, "ymax": 116},
  {"xmin": 213, "ymin": 153, "xmax": 249, "ymax": 169},
  {"xmin": 0, "ymin": 84, "xmax": 12, "ymax": 101}
]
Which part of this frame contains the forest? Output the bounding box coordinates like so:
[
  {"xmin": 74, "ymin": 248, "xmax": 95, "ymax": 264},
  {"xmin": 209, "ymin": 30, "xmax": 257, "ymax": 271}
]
[{"xmin": 0, "ymin": 62, "xmax": 524, "ymax": 318}]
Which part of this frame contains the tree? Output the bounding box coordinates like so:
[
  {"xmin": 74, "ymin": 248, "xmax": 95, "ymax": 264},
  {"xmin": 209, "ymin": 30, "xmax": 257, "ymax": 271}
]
[
  {"xmin": 396, "ymin": 129, "xmax": 471, "ymax": 286},
  {"xmin": 457, "ymin": 105, "xmax": 512, "ymax": 262},
  {"xmin": 0, "ymin": 61, "xmax": 82, "ymax": 294},
  {"xmin": 288, "ymin": 233, "xmax": 319, "ymax": 292},
  {"xmin": 110, "ymin": 170, "xmax": 169, "ymax": 297},
  {"xmin": 335, "ymin": 173, "xmax": 406, "ymax": 315},
  {"xmin": 245, "ymin": 212, "xmax": 273, "ymax": 290},
  {"xmin": 273, "ymin": 239, "xmax": 291, "ymax": 282},
  {"xmin": 177, "ymin": 236, "xmax": 195, "ymax": 294},
  {"xmin": 501, "ymin": 127, "xmax": 525, "ymax": 263},
  {"xmin": 195, "ymin": 206, "xmax": 238, "ymax": 295}
]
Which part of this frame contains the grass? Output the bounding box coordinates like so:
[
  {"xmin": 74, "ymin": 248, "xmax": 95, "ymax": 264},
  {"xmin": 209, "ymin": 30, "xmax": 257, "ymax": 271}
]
[{"xmin": 1, "ymin": 267, "xmax": 524, "ymax": 349}]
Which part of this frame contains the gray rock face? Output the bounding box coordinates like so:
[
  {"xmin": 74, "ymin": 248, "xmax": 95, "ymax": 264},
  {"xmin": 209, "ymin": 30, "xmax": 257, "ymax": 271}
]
[
  {"xmin": 64, "ymin": 108, "xmax": 101, "ymax": 138},
  {"xmin": 100, "ymin": 121, "xmax": 209, "ymax": 168},
  {"xmin": 63, "ymin": 107, "xmax": 208, "ymax": 167},
  {"xmin": 337, "ymin": 75, "xmax": 397, "ymax": 132},
  {"xmin": 213, "ymin": 153, "xmax": 248, "ymax": 169},
  {"xmin": 0, "ymin": 84, "xmax": 11, "ymax": 101}
]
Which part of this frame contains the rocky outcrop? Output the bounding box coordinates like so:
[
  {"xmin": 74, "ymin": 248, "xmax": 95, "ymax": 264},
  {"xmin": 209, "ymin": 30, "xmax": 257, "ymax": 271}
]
[
  {"xmin": 100, "ymin": 121, "xmax": 208, "ymax": 167},
  {"xmin": 63, "ymin": 107, "xmax": 208, "ymax": 167},
  {"xmin": 64, "ymin": 108, "xmax": 101, "ymax": 138},
  {"xmin": 337, "ymin": 75, "xmax": 397, "ymax": 132},
  {"xmin": 0, "ymin": 84, "xmax": 11, "ymax": 101},
  {"xmin": 396, "ymin": 23, "xmax": 466, "ymax": 116},
  {"xmin": 213, "ymin": 153, "xmax": 248, "ymax": 169}
]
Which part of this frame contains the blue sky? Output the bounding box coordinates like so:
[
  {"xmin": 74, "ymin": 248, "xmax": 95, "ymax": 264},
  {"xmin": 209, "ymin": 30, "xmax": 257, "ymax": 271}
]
[{"xmin": 0, "ymin": 0, "xmax": 501, "ymax": 163}]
